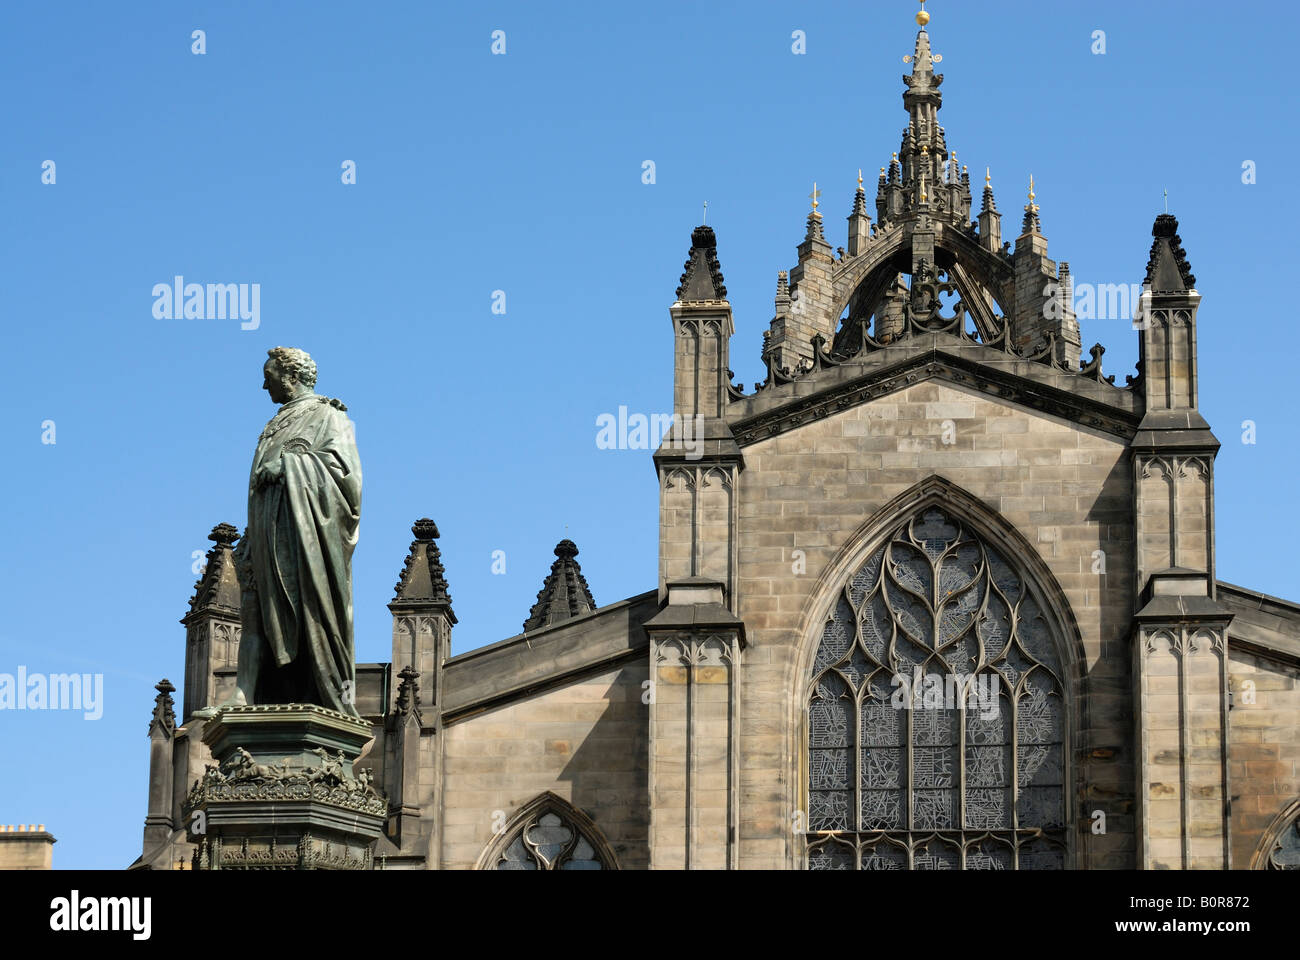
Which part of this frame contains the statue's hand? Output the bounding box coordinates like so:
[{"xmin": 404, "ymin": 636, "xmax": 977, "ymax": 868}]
[{"xmin": 254, "ymin": 458, "xmax": 284, "ymax": 489}]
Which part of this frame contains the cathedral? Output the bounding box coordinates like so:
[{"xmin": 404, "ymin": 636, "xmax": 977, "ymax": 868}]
[{"xmin": 133, "ymin": 7, "xmax": 1300, "ymax": 871}]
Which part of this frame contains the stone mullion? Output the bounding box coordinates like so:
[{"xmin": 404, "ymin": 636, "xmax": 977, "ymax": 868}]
[
  {"xmin": 958, "ymin": 680, "xmax": 968, "ymax": 865},
  {"xmin": 850, "ymin": 688, "xmax": 861, "ymax": 840},
  {"xmin": 852, "ymin": 601, "xmax": 865, "ymax": 840},
  {"xmin": 1010, "ymin": 671, "xmax": 1022, "ymax": 841},
  {"xmin": 905, "ymin": 687, "xmax": 916, "ymax": 843}
]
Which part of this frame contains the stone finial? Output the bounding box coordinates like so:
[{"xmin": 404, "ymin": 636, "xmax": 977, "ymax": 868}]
[
  {"xmin": 209, "ymin": 523, "xmax": 239, "ymax": 546},
  {"xmin": 1144, "ymin": 213, "xmax": 1197, "ymax": 293},
  {"xmin": 804, "ymin": 210, "xmax": 826, "ymax": 242},
  {"xmin": 676, "ymin": 224, "xmax": 728, "ymax": 301},
  {"xmin": 392, "ymin": 518, "xmax": 454, "ymax": 616},
  {"xmin": 187, "ymin": 523, "xmax": 243, "ymax": 615},
  {"xmin": 851, "ymin": 177, "xmax": 869, "ymax": 216},
  {"xmin": 523, "ymin": 540, "xmax": 597, "ymax": 633},
  {"xmin": 981, "ymin": 168, "xmax": 997, "ymax": 212},
  {"xmin": 1021, "ymin": 175, "xmax": 1042, "ymax": 235},
  {"xmin": 411, "ymin": 518, "xmax": 439, "ymax": 541},
  {"xmin": 394, "ymin": 665, "xmax": 422, "ymax": 722},
  {"xmin": 150, "ymin": 678, "xmax": 176, "ymax": 738}
]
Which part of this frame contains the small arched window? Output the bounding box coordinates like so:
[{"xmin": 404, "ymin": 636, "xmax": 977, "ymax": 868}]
[
  {"xmin": 805, "ymin": 505, "xmax": 1068, "ymax": 869},
  {"xmin": 476, "ymin": 792, "xmax": 618, "ymax": 871}
]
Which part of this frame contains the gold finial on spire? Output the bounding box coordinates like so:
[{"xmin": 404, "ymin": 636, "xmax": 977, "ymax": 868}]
[
  {"xmin": 1026, "ymin": 175, "xmax": 1039, "ymax": 214},
  {"xmin": 917, "ymin": 0, "xmax": 930, "ymax": 27},
  {"xmin": 985, "ymin": 167, "xmax": 992, "ymax": 188},
  {"xmin": 809, "ymin": 181, "xmax": 821, "ymax": 214},
  {"xmin": 858, "ymin": 168, "xmax": 864, "ymax": 189}
]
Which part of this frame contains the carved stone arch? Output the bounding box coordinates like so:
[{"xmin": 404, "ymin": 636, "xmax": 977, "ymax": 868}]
[
  {"xmin": 473, "ymin": 791, "xmax": 620, "ymax": 871},
  {"xmin": 702, "ymin": 465, "xmax": 733, "ymax": 489},
  {"xmin": 788, "ymin": 475, "xmax": 1085, "ymax": 870},
  {"xmin": 1140, "ymin": 457, "xmax": 1174, "ymax": 480},
  {"xmin": 831, "ymin": 228, "xmax": 908, "ymax": 311},
  {"xmin": 1249, "ymin": 797, "xmax": 1300, "ymax": 870},
  {"xmin": 662, "ymin": 466, "xmax": 696, "ymax": 491},
  {"xmin": 831, "ymin": 226, "xmax": 1015, "ymax": 329}
]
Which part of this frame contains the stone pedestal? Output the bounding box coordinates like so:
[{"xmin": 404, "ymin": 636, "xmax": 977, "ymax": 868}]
[{"xmin": 183, "ymin": 704, "xmax": 386, "ymax": 870}]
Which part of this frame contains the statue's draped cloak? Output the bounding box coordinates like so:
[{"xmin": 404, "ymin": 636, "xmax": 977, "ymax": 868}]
[{"xmin": 235, "ymin": 394, "xmax": 361, "ymax": 715}]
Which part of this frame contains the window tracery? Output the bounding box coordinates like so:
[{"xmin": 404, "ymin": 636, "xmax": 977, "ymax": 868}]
[
  {"xmin": 479, "ymin": 793, "xmax": 615, "ymax": 871},
  {"xmin": 806, "ymin": 506, "xmax": 1067, "ymax": 869}
]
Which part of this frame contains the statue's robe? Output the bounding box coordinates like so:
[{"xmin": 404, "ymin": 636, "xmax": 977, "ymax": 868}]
[{"xmin": 233, "ymin": 394, "xmax": 361, "ymax": 716}]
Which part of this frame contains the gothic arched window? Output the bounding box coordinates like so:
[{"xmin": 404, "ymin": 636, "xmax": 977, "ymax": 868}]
[
  {"xmin": 805, "ymin": 505, "xmax": 1068, "ymax": 869},
  {"xmin": 475, "ymin": 792, "xmax": 618, "ymax": 871}
]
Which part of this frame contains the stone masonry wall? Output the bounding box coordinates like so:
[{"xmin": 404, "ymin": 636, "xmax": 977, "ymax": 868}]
[
  {"xmin": 1227, "ymin": 649, "xmax": 1300, "ymax": 868},
  {"xmin": 439, "ymin": 662, "xmax": 648, "ymax": 869}
]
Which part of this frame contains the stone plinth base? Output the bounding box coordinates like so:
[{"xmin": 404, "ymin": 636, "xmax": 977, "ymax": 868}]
[{"xmin": 183, "ymin": 704, "xmax": 386, "ymax": 870}]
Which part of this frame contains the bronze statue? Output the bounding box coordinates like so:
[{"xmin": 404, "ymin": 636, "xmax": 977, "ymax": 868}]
[{"xmin": 230, "ymin": 347, "xmax": 362, "ymax": 717}]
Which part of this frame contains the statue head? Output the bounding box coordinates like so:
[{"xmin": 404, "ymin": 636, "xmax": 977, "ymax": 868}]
[{"xmin": 263, "ymin": 347, "xmax": 317, "ymax": 404}]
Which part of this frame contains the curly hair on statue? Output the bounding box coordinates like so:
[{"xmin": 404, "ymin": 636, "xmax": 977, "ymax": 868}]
[{"xmin": 267, "ymin": 346, "xmax": 317, "ymax": 388}]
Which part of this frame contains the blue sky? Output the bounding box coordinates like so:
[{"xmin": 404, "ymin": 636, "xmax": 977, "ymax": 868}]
[{"xmin": 1, "ymin": 0, "xmax": 1295, "ymax": 868}]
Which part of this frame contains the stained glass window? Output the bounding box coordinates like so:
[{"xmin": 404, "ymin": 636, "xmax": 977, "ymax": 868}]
[{"xmin": 806, "ymin": 506, "xmax": 1067, "ymax": 869}]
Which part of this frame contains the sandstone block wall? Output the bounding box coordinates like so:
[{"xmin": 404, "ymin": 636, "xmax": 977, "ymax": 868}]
[
  {"xmin": 1228, "ymin": 650, "xmax": 1300, "ymax": 868},
  {"xmin": 438, "ymin": 662, "xmax": 648, "ymax": 869}
]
